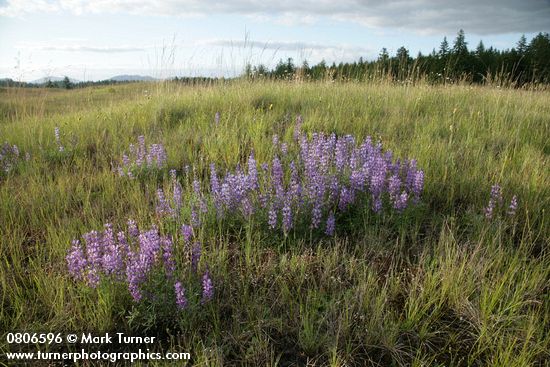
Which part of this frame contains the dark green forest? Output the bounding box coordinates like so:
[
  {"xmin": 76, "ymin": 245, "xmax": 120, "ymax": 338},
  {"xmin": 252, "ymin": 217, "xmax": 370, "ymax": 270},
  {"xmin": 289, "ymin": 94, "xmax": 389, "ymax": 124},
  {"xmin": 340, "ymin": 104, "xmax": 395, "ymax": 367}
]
[{"xmin": 247, "ymin": 31, "xmax": 550, "ymax": 86}]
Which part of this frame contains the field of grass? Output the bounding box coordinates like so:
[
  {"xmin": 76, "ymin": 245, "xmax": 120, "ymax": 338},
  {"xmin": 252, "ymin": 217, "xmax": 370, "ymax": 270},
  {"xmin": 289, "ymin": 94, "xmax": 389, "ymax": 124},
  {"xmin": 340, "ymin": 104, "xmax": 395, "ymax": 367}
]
[{"xmin": 1, "ymin": 80, "xmax": 549, "ymax": 366}]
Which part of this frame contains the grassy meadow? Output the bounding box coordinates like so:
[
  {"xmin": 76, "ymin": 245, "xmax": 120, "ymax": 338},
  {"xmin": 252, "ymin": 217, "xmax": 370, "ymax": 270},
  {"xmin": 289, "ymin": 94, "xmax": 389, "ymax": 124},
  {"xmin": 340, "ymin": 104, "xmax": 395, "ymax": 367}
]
[{"xmin": 0, "ymin": 80, "xmax": 549, "ymax": 366}]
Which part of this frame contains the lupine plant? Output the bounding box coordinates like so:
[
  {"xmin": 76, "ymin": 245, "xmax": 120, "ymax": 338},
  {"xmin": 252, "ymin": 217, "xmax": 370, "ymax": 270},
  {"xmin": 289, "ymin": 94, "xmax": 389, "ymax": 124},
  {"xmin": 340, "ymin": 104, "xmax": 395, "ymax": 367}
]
[
  {"xmin": 54, "ymin": 127, "xmax": 64, "ymax": 152},
  {"xmin": 156, "ymin": 130, "xmax": 425, "ymax": 237},
  {"xmin": 484, "ymin": 183, "xmax": 519, "ymax": 219},
  {"xmin": 66, "ymin": 220, "xmax": 213, "ymax": 310},
  {"xmin": 115, "ymin": 135, "xmax": 167, "ymax": 178},
  {"xmin": 0, "ymin": 141, "xmax": 21, "ymax": 175}
]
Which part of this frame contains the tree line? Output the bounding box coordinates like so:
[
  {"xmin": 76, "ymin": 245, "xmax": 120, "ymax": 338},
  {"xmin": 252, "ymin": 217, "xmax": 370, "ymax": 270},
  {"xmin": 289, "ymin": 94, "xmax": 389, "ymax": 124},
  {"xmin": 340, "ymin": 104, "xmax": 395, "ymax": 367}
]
[{"xmin": 245, "ymin": 31, "xmax": 550, "ymax": 86}]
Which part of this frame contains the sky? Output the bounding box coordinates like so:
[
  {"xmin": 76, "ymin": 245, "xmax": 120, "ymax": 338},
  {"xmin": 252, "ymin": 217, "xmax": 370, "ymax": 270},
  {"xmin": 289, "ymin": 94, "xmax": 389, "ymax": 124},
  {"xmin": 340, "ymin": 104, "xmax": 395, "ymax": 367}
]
[{"xmin": 0, "ymin": 0, "xmax": 549, "ymax": 81}]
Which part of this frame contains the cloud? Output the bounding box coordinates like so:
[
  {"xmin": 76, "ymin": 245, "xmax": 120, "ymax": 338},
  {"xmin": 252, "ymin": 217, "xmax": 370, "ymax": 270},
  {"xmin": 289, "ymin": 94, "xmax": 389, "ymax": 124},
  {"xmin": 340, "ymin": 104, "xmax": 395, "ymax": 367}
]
[
  {"xmin": 197, "ymin": 39, "xmax": 374, "ymax": 64},
  {"xmin": 1, "ymin": 0, "xmax": 549, "ymax": 34},
  {"xmin": 16, "ymin": 44, "xmax": 148, "ymax": 53},
  {"xmin": 202, "ymin": 39, "xmax": 369, "ymax": 53}
]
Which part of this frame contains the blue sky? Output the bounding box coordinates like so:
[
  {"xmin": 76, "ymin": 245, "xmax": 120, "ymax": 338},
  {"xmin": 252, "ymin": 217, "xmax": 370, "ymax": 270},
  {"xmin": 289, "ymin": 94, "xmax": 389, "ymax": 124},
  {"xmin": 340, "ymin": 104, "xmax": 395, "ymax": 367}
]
[{"xmin": 1, "ymin": 0, "xmax": 548, "ymax": 81}]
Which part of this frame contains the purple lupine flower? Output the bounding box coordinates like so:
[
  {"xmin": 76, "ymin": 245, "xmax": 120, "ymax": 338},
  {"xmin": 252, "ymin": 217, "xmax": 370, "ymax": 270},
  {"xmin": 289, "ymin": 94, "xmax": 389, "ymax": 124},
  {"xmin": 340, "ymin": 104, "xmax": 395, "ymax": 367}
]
[
  {"xmin": 214, "ymin": 111, "xmax": 220, "ymax": 125},
  {"xmin": 412, "ymin": 170, "xmax": 424, "ymax": 201},
  {"xmin": 241, "ymin": 197, "xmax": 254, "ymax": 217},
  {"xmin": 325, "ymin": 213, "xmax": 335, "ymax": 236},
  {"xmin": 281, "ymin": 143, "xmax": 288, "ymax": 155},
  {"xmin": 117, "ymin": 231, "xmax": 129, "ymax": 265},
  {"xmin": 311, "ymin": 204, "xmax": 322, "ymax": 229},
  {"xmin": 247, "ymin": 153, "xmax": 258, "ymax": 190},
  {"xmin": 388, "ymin": 174, "xmax": 401, "ymax": 199},
  {"xmin": 173, "ymin": 182, "xmax": 183, "ymax": 211},
  {"xmin": 181, "ymin": 224, "xmax": 193, "ymax": 243},
  {"xmin": 54, "ymin": 127, "xmax": 64, "ymax": 152},
  {"xmin": 127, "ymin": 219, "xmax": 139, "ymax": 238},
  {"xmin": 372, "ymin": 196, "xmax": 383, "ymax": 213},
  {"xmin": 101, "ymin": 223, "xmax": 123, "ymax": 276},
  {"xmin": 66, "ymin": 240, "xmax": 87, "ymax": 280},
  {"xmin": 485, "ymin": 184, "xmax": 502, "ymax": 219},
  {"xmin": 1, "ymin": 142, "xmax": 24, "ymax": 174},
  {"xmin": 178, "ymin": 130, "xmax": 423, "ymax": 235},
  {"xmin": 135, "ymin": 136, "xmax": 145, "ymax": 167},
  {"xmin": 491, "ymin": 184, "xmax": 503, "ymax": 203},
  {"xmin": 117, "ymin": 136, "xmax": 167, "ymax": 177},
  {"xmin": 338, "ymin": 186, "xmax": 354, "ymax": 211},
  {"xmin": 268, "ymin": 206, "xmax": 277, "ymax": 229},
  {"xmin": 272, "ymin": 157, "xmax": 284, "ymax": 205},
  {"xmin": 210, "ymin": 164, "xmax": 220, "ymax": 195},
  {"xmin": 289, "ymin": 161, "xmax": 302, "ymax": 203},
  {"xmin": 507, "ymin": 195, "xmax": 518, "ymax": 216},
  {"xmin": 67, "ymin": 222, "xmax": 182, "ymax": 304},
  {"xmin": 172, "ymin": 177, "xmax": 183, "ymax": 214},
  {"xmin": 272, "ymin": 134, "xmax": 279, "ymax": 149},
  {"xmin": 394, "ymin": 191, "xmax": 409, "ymax": 212},
  {"xmin": 156, "ymin": 188, "xmax": 174, "ymax": 217},
  {"xmin": 162, "ymin": 236, "xmax": 175, "ymax": 277},
  {"xmin": 83, "ymin": 230, "xmax": 102, "ymax": 287},
  {"xmin": 174, "ymin": 281, "xmax": 187, "ymax": 310},
  {"xmin": 201, "ymin": 271, "xmax": 213, "ymax": 303},
  {"xmin": 282, "ymin": 199, "xmax": 293, "ymax": 233}
]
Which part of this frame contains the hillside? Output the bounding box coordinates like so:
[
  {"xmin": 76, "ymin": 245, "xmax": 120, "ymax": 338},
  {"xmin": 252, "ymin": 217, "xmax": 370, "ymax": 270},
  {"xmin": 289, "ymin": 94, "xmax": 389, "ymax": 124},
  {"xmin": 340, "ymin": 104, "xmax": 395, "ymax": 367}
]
[{"xmin": 0, "ymin": 81, "xmax": 548, "ymax": 366}]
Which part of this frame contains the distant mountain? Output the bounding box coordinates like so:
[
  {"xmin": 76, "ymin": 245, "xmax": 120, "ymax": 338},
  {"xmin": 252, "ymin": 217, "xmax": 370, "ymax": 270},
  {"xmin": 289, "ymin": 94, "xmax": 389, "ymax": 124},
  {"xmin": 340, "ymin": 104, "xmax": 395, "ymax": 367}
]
[
  {"xmin": 31, "ymin": 76, "xmax": 80, "ymax": 84},
  {"xmin": 108, "ymin": 75, "xmax": 156, "ymax": 82}
]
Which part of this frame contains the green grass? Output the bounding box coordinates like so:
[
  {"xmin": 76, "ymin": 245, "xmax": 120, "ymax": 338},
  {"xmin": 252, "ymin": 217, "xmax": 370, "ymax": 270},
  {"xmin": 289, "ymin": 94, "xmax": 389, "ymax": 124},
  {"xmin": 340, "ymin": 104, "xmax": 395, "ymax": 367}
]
[{"xmin": 1, "ymin": 80, "xmax": 549, "ymax": 366}]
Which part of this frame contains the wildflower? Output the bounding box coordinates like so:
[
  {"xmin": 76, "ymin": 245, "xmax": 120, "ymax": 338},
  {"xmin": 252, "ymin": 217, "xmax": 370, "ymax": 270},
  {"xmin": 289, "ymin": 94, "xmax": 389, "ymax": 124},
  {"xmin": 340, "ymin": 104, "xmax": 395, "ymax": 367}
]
[
  {"xmin": 394, "ymin": 191, "xmax": 409, "ymax": 212},
  {"xmin": 485, "ymin": 184, "xmax": 502, "ymax": 219},
  {"xmin": 162, "ymin": 236, "xmax": 175, "ymax": 277},
  {"xmin": 268, "ymin": 206, "xmax": 277, "ymax": 229},
  {"xmin": 201, "ymin": 271, "xmax": 213, "ymax": 303},
  {"xmin": 181, "ymin": 224, "xmax": 193, "ymax": 243},
  {"xmin": 66, "ymin": 240, "xmax": 87, "ymax": 280},
  {"xmin": 174, "ymin": 281, "xmax": 187, "ymax": 310},
  {"xmin": 507, "ymin": 195, "xmax": 518, "ymax": 216},
  {"xmin": 282, "ymin": 199, "xmax": 293, "ymax": 233},
  {"xmin": 127, "ymin": 219, "xmax": 140, "ymax": 238},
  {"xmin": 0, "ymin": 142, "xmax": 23, "ymax": 174},
  {"xmin": 117, "ymin": 136, "xmax": 167, "ymax": 177},
  {"xmin": 325, "ymin": 213, "xmax": 335, "ymax": 236},
  {"xmin": 156, "ymin": 189, "xmax": 174, "ymax": 217},
  {"xmin": 54, "ymin": 127, "xmax": 64, "ymax": 152}
]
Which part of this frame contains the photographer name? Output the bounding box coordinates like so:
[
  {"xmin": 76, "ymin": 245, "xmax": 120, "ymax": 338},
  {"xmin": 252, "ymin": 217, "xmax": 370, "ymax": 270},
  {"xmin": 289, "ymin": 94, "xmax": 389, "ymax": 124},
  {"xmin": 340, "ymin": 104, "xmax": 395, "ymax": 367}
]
[{"xmin": 80, "ymin": 333, "xmax": 156, "ymax": 344}]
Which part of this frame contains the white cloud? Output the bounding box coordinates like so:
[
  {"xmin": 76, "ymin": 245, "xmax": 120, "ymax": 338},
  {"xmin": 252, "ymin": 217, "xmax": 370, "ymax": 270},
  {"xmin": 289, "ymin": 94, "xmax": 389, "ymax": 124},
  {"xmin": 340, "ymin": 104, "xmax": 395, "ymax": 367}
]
[
  {"xmin": 195, "ymin": 38, "xmax": 374, "ymax": 65},
  {"xmin": 1, "ymin": 0, "xmax": 549, "ymax": 34},
  {"xmin": 16, "ymin": 44, "xmax": 148, "ymax": 53}
]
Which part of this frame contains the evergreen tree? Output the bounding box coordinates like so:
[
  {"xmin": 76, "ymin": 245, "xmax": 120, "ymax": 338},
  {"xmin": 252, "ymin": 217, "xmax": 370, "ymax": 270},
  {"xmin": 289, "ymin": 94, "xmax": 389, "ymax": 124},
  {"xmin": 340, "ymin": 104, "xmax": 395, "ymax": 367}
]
[
  {"xmin": 516, "ymin": 35, "xmax": 528, "ymax": 55},
  {"xmin": 439, "ymin": 37, "xmax": 450, "ymax": 56},
  {"xmin": 476, "ymin": 40, "xmax": 485, "ymax": 55},
  {"xmin": 452, "ymin": 29, "xmax": 468, "ymax": 55},
  {"xmin": 378, "ymin": 48, "xmax": 389, "ymax": 62},
  {"xmin": 396, "ymin": 46, "xmax": 410, "ymax": 62},
  {"xmin": 62, "ymin": 76, "xmax": 73, "ymax": 89}
]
